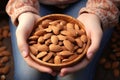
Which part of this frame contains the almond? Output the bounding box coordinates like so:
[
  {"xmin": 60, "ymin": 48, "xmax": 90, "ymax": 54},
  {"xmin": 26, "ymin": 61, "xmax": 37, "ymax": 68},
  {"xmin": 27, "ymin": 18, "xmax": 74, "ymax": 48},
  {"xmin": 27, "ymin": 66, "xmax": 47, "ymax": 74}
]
[
  {"xmin": 37, "ymin": 44, "xmax": 49, "ymax": 51},
  {"xmin": 41, "ymin": 19, "xmax": 52, "ymax": 28},
  {"xmin": 43, "ymin": 33, "xmax": 52, "ymax": 40},
  {"xmin": 60, "ymin": 30, "xmax": 71, "ymax": 36},
  {"xmin": 62, "ymin": 59, "xmax": 70, "ymax": 63},
  {"xmin": 28, "ymin": 41, "xmax": 37, "ymax": 45},
  {"xmin": 66, "ymin": 23, "xmax": 74, "ymax": 31},
  {"xmin": 77, "ymin": 48, "xmax": 83, "ymax": 54},
  {"xmin": 38, "ymin": 36, "xmax": 45, "ymax": 43},
  {"xmin": 59, "ymin": 51, "xmax": 74, "ymax": 57},
  {"xmin": 57, "ymin": 35, "xmax": 66, "ymax": 41},
  {"xmin": 45, "ymin": 39, "xmax": 51, "ymax": 45},
  {"xmin": 29, "ymin": 35, "xmax": 39, "ymax": 41},
  {"xmin": 74, "ymin": 24, "xmax": 80, "ymax": 30},
  {"xmin": 49, "ymin": 20, "xmax": 61, "ymax": 25},
  {"xmin": 66, "ymin": 36, "xmax": 75, "ymax": 43},
  {"xmin": 36, "ymin": 51, "xmax": 47, "ymax": 59},
  {"xmin": 76, "ymin": 30, "xmax": 84, "ymax": 36},
  {"xmin": 68, "ymin": 54, "xmax": 78, "ymax": 60},
  {"xmin": 44, "ymin": 27, "xmax": 52, "ymax": 32},
  {"xmin": 59, "ymin": 20, "xmax": 67, "ymax": 26},
  {"xmin": 34, "ymin": 30, "xmax": 46, "ymax": 36},
  {"xmin": 56, "ymin": 24, "xmax": 64, "ymax": 30},
  {"xmin": 49, "ymin": 44, "xmax": 62, "ymax": 52},
  {"xmin": 51, "ymin": 35, "xmax": 58, "ymax": 44},
  {"xmin": 52, "ymin": 26, "xmax": 60, "ymax": 35},
  {"xmin": 29, "ymin": 46, "xmax": 38, "ymax": 55},
  {"xmin": 69, "ymin": 30, "xmax": 77, "ymax": 37},
  {"xmin": 75, "ymin": 38, "xmax": 83, "ymax": 47},
  {"xmin": 48, "ymin": 58, "xmax": 54, "ymax": 63},
  {"xmin": 80, "ymin": 34, "xmax": 87, "ymax": 43},
  {"xmin": 42, "ymin": 52, "xmax": 53, "ymax": 62},
  {"xmin": 61, "ymin": 30, "xmax": 77, "ymax": 37},
  {"xmin": 54, "ymin": 55, "xmax": 61, "ymax": 64},
  {"xmin": 63, "ymin": 40, "xmax": 74, "ymax": 51}
]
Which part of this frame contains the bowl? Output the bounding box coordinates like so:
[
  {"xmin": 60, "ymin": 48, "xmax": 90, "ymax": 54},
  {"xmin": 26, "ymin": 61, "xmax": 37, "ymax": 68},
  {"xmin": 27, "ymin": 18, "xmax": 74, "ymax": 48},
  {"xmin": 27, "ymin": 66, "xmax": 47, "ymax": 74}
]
[{"xmin": 28, "ymin": 14, "xmax": 90, "ymax": 71}]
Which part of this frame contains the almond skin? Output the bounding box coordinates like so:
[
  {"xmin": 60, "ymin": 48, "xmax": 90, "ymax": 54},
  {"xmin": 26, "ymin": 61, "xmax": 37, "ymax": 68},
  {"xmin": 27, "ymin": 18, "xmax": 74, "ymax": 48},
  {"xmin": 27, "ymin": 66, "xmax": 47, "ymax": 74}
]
[
  {"xmin": 54, "ymin": 55, "xmax": 61, "ymax": 64},
  {"xmin": 68, "ymin": 54, "xmax": 78, "ymax": 60},
  {"xmin": 59, "ymin": 51, "xmax": 74, "ymax": 57},
  {"xmin": 51, "ymin": 35, "xmax": 58, "ymax": 44},
  {"xmin": 38, "ymin": 36, "xmax": 45, "ymax": 43},
  {"xmin": 37, "ymin": 44, "xmax": 49, "ymax": 51},
  {"xmin": 75, "ymin": 38, "xmax": 83, "ymax": 47},
  {"xmin": 29, "ymin": 46, "xmax": 38, "ymax": 56},
  {"xmin": 80, "ymin": 34, "xmax": 87, "ymax": 43},
  {"xmin": 41, "ymin": 19, "xmax": 52, "ymax": 28},
  {"xmin": 28, "ymin": 35, "xmax": 39, "ymax": 41},
  {"xmin": 43, "ymin": 33, "xmax": 52, "ymax": 40},
  {"xmin": 34, "ymin": 30, "xmax": 46, "ymax": 36},
  {"xmin": 42, "ymin": 52, "xmax": 53, "ymax": 62},
  {"xmin": 36, "ymin": 51, "xmax": 47, "ymax": 59},
  {"xmin": 66, "ymin": 23, "xmax": 74, "ymax": 31},
  {"xmin": 61, "ymin": 30, "xmax": 77, "ymax": 37},
  {"xmin": 63, "ymin": 40, "xmax": 74, "ymax": 51},
  {"xmin": 74, "ymin": 24, "xmax": 80, "ymax": 30},
  {"xmin": 52, "ymin": 26, "xmax": 60, "ymax": 35},
  {"xmin": 57, "ymin": 35, "xmax": 66, "ymax": 41},
  {"xmin": 49, "ymin": 44, "xmax": 62, "ymax": 52}
]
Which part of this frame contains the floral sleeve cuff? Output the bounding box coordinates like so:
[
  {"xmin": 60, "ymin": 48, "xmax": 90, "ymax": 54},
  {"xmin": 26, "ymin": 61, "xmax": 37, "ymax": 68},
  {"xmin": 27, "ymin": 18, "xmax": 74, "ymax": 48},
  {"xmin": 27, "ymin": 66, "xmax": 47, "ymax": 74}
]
[
  {"xmin": 79, "ymin": 0, "xmax": 120, "ymax": 31},
  {"xmin": 6, "ymin": 0, "xmax": 40, "ymax": 26},
  {"xmin": 10, "ymin": 6, "xmax": 39, "ymax": 26}
]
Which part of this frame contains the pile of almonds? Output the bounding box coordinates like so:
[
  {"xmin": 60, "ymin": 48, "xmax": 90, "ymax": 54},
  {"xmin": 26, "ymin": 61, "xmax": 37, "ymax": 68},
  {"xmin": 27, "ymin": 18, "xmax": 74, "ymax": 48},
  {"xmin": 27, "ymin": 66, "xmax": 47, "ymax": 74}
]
[
  {"xmin": 28, "ymin": 14, "xmax": 90, "ymax": 68},
  {"xmin": 0, "ymin": 25, "xmax": 11, "ymax": 80},
  {"xmin": 95, "ymin": 24, "xmax": 120, "ymax": 80}
]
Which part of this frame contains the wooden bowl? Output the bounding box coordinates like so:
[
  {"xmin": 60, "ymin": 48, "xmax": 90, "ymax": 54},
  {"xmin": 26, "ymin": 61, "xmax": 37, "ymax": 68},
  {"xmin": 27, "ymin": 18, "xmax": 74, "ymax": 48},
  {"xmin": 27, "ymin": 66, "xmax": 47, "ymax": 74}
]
[{"xmin": 28, "ymin": 14, "xmax": 90, "ymax": 71}]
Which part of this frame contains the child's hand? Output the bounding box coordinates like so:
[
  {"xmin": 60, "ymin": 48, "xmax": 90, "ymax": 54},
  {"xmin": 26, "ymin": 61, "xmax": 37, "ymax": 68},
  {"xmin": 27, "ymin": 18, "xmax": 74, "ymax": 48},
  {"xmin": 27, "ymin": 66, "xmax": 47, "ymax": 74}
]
[
  {"xmin": 16, "ymin": 12, "xmax": 56, "ymax": 76},
  {"xmin": 59, "ymin": 13, "xmax": 103, "ymax": 76}
]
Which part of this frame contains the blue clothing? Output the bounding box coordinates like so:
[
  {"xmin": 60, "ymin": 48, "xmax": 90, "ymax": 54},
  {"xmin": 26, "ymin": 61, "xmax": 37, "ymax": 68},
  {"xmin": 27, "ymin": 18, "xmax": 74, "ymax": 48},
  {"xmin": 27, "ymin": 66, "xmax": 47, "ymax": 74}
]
[{"xmin": 9, "ymin": 0, "xmax": 113, "ymax": 80}]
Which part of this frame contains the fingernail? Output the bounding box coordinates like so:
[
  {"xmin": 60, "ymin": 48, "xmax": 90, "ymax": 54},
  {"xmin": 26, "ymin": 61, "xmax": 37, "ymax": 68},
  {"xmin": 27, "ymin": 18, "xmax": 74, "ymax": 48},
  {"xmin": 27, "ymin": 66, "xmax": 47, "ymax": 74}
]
[
  {"xmin": 22, "ymin": 50, "xmax": 28, "ymax": 58},
  {"xmin": 87, "ymin": 52, "xmax": 93, "ymax": 59}
]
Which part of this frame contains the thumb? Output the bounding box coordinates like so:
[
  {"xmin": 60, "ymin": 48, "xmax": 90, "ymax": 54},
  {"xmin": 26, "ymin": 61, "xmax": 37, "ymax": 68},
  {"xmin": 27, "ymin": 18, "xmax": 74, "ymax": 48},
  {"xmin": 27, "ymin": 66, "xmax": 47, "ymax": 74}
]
[{"xmin": 16, "ymin": 27, "xmax": 29, "ymax": 58}]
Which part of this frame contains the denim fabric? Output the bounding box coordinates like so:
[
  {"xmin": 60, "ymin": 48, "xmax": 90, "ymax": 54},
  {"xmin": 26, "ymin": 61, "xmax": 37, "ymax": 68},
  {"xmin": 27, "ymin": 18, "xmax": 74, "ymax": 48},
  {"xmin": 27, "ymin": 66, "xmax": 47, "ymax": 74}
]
[{"xmin": 9, "ymin": 0, "xmax": 113, "ymax": 80}]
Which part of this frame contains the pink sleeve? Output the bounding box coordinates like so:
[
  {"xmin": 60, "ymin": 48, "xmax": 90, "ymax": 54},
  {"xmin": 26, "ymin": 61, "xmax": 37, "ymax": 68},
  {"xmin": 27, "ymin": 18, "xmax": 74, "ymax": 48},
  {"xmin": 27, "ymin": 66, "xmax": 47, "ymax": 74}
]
[
  {"xmin": 79, "ymin": 0, "xmax": 120, "ymax": 30},
  {"xmin": 6, "ymin": 0, "xmax": 40, "ymax": 26}
]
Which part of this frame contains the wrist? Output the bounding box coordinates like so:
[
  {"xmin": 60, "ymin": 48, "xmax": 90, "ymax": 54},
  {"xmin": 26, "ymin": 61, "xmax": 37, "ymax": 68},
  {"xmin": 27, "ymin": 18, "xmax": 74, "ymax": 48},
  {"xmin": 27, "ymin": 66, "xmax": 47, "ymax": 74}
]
[{"xmin": 78, "ymin": 13, "xmax": 103, "ymax": 31}]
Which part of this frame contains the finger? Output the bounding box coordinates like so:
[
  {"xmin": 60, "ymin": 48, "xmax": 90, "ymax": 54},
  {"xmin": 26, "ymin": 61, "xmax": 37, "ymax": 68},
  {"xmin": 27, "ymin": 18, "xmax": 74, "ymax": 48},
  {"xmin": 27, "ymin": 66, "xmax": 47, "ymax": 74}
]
[
  {"xmin": 59, "ymin": 58, "xmax": 89, "ymax": 77},
  {"xmin": 86, "ymin": 30, "xmax": 102, "ymax": 59},
  {"xmin": 24, "ymin": 55, "xmax": 54, "ymax": 74}
]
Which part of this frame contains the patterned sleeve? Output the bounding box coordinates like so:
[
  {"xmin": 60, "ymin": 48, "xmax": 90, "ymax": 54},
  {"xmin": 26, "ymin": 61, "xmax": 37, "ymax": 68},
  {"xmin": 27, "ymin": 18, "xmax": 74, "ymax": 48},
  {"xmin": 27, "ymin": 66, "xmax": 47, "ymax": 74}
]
[
  {"xmin": 6, "ymin": 0, "xmax": 40, "ymax": 26},
  {"xmin": 79, "ymin": 0, "xmax": 120, "ymax": 30}
]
